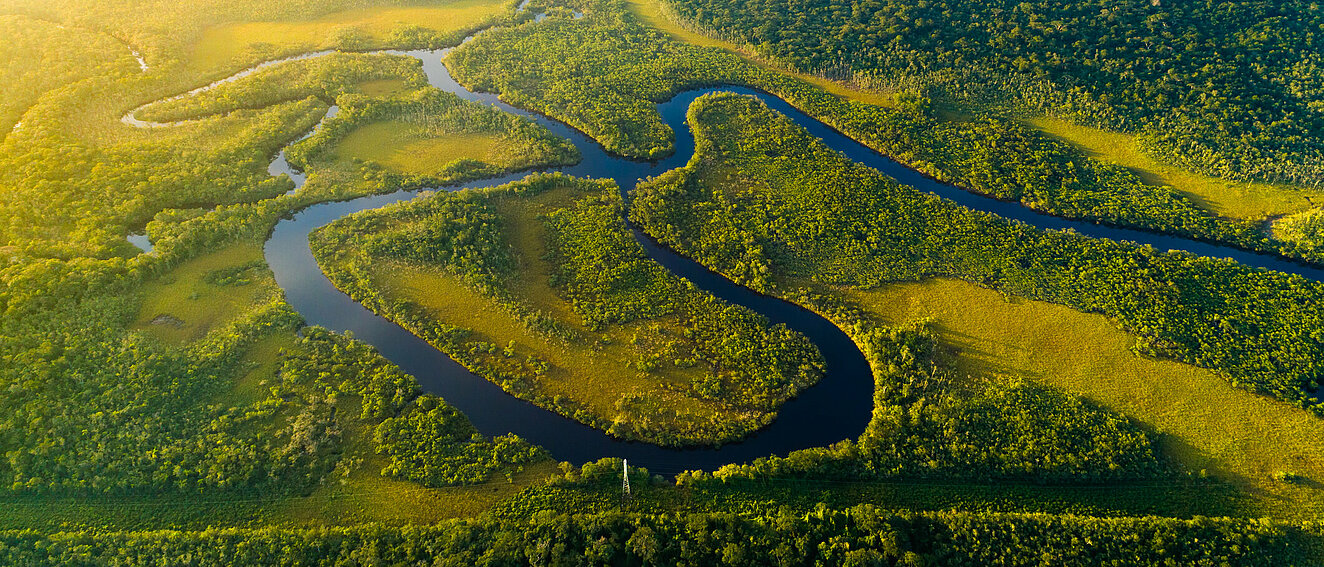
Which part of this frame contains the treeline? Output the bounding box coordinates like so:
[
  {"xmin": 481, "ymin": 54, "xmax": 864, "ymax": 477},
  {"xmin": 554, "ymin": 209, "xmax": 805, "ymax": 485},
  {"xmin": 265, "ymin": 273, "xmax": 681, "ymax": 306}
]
[
  {"xmin": 0, "ymin": 505, "xmax": 1315, "ymax": 565},
  {"xmin": 447, "ymin": 0, "xmax": 1284, "ymax": 266},
  {"xmin": 631, "ymin": 93, "xmax": 1324, "ymax": 417},
  {"xmin": 310, "ymin": 173, "xmax": 824, "ymax": 446},
  {"xmin": 661, "ymin": 0, "xmax": 1324, "ymax": 187}
]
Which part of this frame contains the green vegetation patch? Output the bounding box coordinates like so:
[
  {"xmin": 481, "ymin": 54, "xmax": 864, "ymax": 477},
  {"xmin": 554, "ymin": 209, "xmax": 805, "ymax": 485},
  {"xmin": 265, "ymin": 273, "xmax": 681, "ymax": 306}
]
[
  {"xmin": 374, "ymin": 395, "xmax": 545, "ymax": 487},
  {"xmin": 0, "ymin": 15, "xmax": 140, "ymax": 135},
  {"xmin": 335, "ymin": 124, "xmax": 500, "ymax": 176},
  {"xmin": 663, "ymin": 0, "xmax": 1324, "ymax": 188},
  {"xmin": 288, "ymin": 87, "xmax": 578, "ymax": 186},
  {"xmin": 447, "ymin": 0, "xmax": 1275, "ymax": 255},
  {"xmin": 696, "ymin": 310, "xmax": 1165, "ymax": 484},
  {"xmin": 0, "ymin": 504, "xmax": 1315, "ymax": 566},
  {"xmin": 631, "ymin": 92, "xmax": 1324, "ymax": 413},
  {"xmin": 310, "ymin": 173, "xmax": 824, "ymax": 446},
  {"xmin": 1024, "ymin": 116, "xmax": 1321, "ymax": 220},
  {"xmin": 134, "ymin": 52, "xmax": 429, "ymax": 124},
  {"xmin": 133, "ymin": 244, "xmax": 277, "ymax": 344}
]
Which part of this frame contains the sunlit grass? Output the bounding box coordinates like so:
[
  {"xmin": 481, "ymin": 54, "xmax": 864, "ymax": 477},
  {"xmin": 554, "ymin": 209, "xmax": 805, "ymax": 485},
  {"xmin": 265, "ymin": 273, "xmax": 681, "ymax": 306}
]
[
  {"xmin": 225, "ymin": 331, "xmax": 295, "ymax": 407},
  {"xmin": 191, "ymin": 0, "xmax": 509, "ymax": 70},
  {"xmin": 355, "ymin": 77, "xmax": 409, "ymax": 97},
  {"xmin": 133, "ymin": 243, "xmax": 277, "ymax": 344},
  {"xmin": 335, "ymin": 121, "xmax": 500, "ymax": 175},
  {"xmin": 1024, "ymin": 116, "xmax": 1319, "ymax": 220},
  {"xmin": 842, "ymin": 277, "xmax": 1324, "ymax": 520},
  {"xmin": 375, "ymin": 253, "xmax": 711, "ymax": 422}
]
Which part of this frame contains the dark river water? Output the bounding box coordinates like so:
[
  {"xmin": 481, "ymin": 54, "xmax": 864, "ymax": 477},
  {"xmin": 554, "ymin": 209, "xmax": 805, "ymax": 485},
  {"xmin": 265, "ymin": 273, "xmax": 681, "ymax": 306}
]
[{"xmin": 126, "ymin": 18, "xmax": 1324, "ymax": 475}]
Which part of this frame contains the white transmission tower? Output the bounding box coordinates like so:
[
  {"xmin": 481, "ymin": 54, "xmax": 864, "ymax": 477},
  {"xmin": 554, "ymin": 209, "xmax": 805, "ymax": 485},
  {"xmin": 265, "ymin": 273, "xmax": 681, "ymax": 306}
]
[{"xmin": 622, "ymin": 458, "xmax": 631, "ymax": 500}]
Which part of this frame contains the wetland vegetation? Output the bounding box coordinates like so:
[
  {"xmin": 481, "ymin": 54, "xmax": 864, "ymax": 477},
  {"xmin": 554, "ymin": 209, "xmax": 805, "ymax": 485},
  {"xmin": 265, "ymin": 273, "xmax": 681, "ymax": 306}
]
[
  {"xmin": 309, "ymin": 174, "xmax": 824, "ymax": 447},
  {"xmin": 3, "ymin": 0, "xmax": 1324, "ymax": 562}
]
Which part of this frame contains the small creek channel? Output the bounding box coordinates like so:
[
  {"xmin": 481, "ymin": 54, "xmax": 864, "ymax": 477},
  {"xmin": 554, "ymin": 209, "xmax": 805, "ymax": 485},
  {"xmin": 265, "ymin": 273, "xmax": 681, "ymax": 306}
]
[{"xmin": 127, "ymin": 14, "xmax": 1324, "ymax": 473}]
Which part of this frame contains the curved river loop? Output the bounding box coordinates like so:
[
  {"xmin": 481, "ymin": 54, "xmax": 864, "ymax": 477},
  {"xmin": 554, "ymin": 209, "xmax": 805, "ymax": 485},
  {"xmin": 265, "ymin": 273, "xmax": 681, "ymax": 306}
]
[{"xmin": 125, "ymin": 9, "xmax": 1324, "ymax": 474}]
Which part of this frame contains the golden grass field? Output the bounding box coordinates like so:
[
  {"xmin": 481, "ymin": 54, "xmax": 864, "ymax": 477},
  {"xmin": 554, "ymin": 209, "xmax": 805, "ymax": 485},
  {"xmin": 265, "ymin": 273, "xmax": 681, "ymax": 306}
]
[
  {"xmin": 843, "ymin": 277, "xmax": 1324, "ymax": 519},
  {"xmin": 191, "ymin": 0, "xmax": 509, "ymax": 69},
  {"xmin": 336, "ymin": 122, "xmax": 501, "ymax": 175},
  {"xmin": 132, "ymin": 243, "xmax": 277, "ymax": 344},
  {"xmin": 1025, "ymin": 117, "xmax": 1320, "ymax": 220}
]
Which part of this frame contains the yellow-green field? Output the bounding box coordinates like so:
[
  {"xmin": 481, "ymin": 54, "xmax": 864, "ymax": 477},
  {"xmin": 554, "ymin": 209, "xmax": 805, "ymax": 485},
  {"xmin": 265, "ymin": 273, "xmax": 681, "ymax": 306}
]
[
  {"xmin": 336, "ymin": 122, "xmax": 501, "ymax": 175},
  {"xmin": 356, "ymin": 77, "xmax": 410, "ymax": 97},
  {"xmin": 133, "ymin": 243, "xmax": 278, "ymax": 344},
  {"xmin": 191, "ymin": 0, "xmax": 510, "ymax": 69},
  {"xmin": 842, "ymin": 277, "xmax": 1324, "ymax": 519},
  {"xmin": 1024, "ymin": 116, "xmax": 1319, "ymax": 220}
]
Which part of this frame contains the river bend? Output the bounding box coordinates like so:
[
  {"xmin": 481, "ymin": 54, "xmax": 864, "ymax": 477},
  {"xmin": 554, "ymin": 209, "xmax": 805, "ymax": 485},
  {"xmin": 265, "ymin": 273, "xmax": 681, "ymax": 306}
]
[{"xmin": 127, "ymin": 20, "xmax": 1324, "ymax": 474}]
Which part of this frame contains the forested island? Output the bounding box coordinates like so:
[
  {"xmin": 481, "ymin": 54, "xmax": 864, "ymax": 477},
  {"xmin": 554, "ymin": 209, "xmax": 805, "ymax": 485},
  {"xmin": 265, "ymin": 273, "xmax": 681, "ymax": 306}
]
[{"xmin": 2, "ymin": 0, "xmax": 1324, "ymax": 563}]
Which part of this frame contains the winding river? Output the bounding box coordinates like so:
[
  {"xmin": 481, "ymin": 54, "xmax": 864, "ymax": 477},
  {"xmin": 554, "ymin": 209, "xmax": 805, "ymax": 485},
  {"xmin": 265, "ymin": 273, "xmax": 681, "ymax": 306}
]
[{"xmin": 126, "ymin": 14, "xmax": 1324, "ymax": 474}]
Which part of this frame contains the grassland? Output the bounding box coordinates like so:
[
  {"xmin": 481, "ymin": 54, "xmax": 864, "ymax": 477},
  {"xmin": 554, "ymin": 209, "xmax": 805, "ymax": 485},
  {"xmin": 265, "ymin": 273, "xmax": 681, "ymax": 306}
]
[
  {"xmin": 355, "ymin": 77, "xmax": 409, "ymax": 97},
  {"xmin": 336, "ymin": 123, "xmax": 501, "ymax": 175},
  {"xmin": 132, "ymin": 243, "xmax": 278, "ymax": 344},
  {"xmin": 377, "ymin": 262, "xmax": 702, "ymax": 427},
  {"xmin": 191, "ymin": 0, "xmax": 511, "ymax": 70},
  {"xmin": 843, "ymin": 278, "xmax": 1324, "ymax": 519},
  {"xmin": 1025, "ymin": 117, "xmax": 1320, "ymax": 220}
]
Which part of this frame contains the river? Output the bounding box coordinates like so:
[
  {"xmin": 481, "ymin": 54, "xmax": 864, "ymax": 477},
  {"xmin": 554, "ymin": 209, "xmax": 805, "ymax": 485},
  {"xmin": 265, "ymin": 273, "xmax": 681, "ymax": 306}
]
[{"xmin": 126, "ymin": 14, "xmax": 1324, "ymax": 475}]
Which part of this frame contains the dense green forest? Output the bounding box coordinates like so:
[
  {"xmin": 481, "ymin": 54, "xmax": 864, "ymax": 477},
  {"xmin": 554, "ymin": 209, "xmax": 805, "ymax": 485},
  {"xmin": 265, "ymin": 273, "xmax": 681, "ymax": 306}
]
[
  {"xmin": 3, "ymin": 502, "xmax": 1318, "ymax": 566},
  {"xmin": 310, "ymin": 173, "xmax": 823, "ymax": 446},
  {"xmin": 661, "ymin": 0, "xmax": 1324, "ymax": 189}
]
